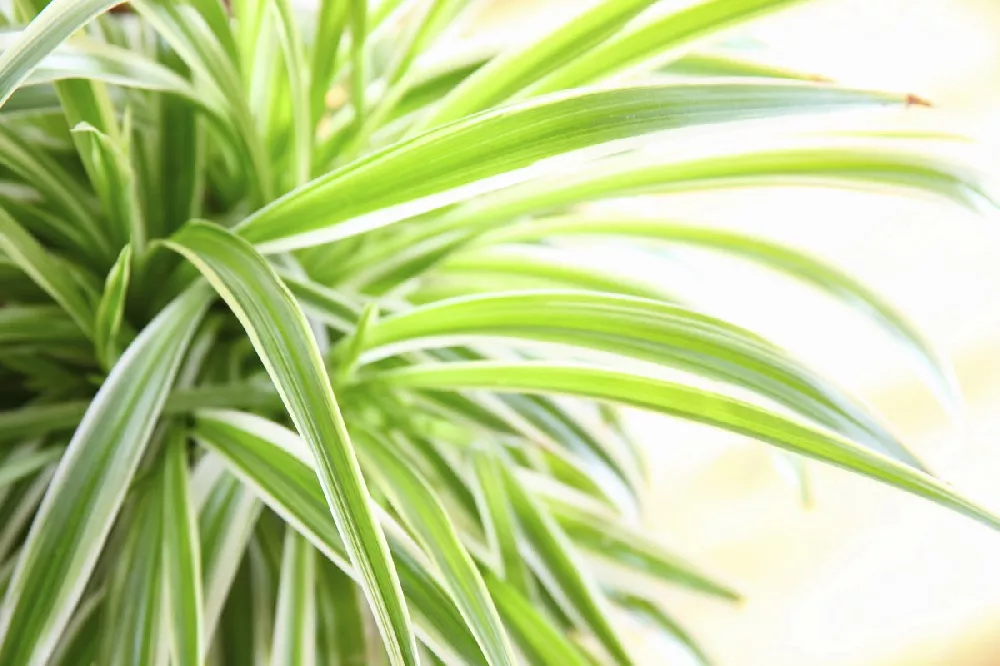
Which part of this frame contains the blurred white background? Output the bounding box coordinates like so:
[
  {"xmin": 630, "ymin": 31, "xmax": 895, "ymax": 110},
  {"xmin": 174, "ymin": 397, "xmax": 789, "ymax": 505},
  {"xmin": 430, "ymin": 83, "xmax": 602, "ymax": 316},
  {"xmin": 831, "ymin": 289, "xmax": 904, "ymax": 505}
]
[{"xmin": 465, "ymin": 1, "xmax": 1000, "ymax": 664}]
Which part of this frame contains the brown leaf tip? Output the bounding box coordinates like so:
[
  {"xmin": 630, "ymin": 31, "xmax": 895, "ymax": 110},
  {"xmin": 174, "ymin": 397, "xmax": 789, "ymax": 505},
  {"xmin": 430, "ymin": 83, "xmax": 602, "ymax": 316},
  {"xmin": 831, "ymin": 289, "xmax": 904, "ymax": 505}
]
[{"xmin": 905, "ymin": 94, "xmax": 932, "ymax": 108}]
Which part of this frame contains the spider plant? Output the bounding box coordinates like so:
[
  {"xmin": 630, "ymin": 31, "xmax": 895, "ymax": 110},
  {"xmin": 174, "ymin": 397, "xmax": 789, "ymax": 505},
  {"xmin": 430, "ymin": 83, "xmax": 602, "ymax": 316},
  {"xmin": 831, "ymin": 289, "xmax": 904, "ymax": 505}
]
[{"xmin": 0, "ymin": 0, "xmax": 994, "ymax": 664}]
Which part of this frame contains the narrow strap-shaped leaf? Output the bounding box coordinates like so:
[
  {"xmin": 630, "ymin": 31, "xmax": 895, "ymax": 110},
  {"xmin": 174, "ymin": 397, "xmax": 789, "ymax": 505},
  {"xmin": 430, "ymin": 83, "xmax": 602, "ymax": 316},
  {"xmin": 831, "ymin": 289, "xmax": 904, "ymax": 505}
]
[
  {"xmin": 365, "ymin": 138, "xmax": 991, "ymax": 294},
  {"xmin": 270, "ymin": 0, "xmax": 311, "ymax": 188},
  {"xmin": 272, "ymin": 529, "xmax": 317, "ymax": 666},
  {"xmin": 45, "ymin": 589, "xmax": 105, "ymax": 666},
  {"xmin": 316, "ymin": 557, "xmax": 369, "ymax": 666},
  {"xmin": 552, "ymin": 504, "xmax": 740, "ymax": 601},
  {"xmin": 238, "ymin": 82, "xmax": 909, "ymax": 253},
  {"xmin": 377, "ymin": 361, "xmax": 1000, "ymax": 530},
  {"xmin": 134, "ymin": 0, "xmax": 272, "ymax": 204},
  {"xmin": 94, "ymin": 244, "xmax": 131, "ymax": 370},
  {"xmin": 99, "ymin": 452, "xmax": 168, "ymax": 666},
  {"xmin": 0, "ymin": 305, "xmax": 86, "ymax": 347},
  {"xmin": 499, "ymin": 463, "xmax": 633, "ymax": 665},
  {"xmin": 610, "ymin": 592, "xmax": 712, "ymax": 666},
  {"xmin": 412, "ymin": 0, "xmax": 659, "ymax": 130},
  {"xmin": 347, "ymin": 0, "xmax": 367, "ymax": 131},
  {"xmin": 0, "ymin": 464, "xmax": 53, "ymax": 563},
  {"xmin": 524, "ymin": 0, "xmax": 808, "ymax": 97},
  {"xmin": 334, "ymin": 301, "xmax": 379, "ymax": 384},
  {"xmin": 162, "ymin": 428, "xmax": 204, "ymax": 666},
  {"xmin": 309, "ymin": 0, "xmax": 348, "ymax": 132},
  {"xmin": 491, "ymin": 215, "xmax": 961, "ymax": 412},
  {"xmin": 356, "ymin": 428, "xmax": 517, "ymax": 666},
  {"xmin": 470, "ymin": 449, "xmax": 534, "ymax": 598},
  {"xmin": 0, "ymin": 0, "xmax": 123, "ymax": 107},
  {"xmin": 0, "ymin": 443, "xmax": 61, "ymax": 489},
  {"xmin": 360, "ymin": 289, "xmax": 921, "ymax": 467},
  {"xmin": 417, "ymin": 245, "xmax": 667, "ymax": 302},
  {"xmin": 4, "ymin": 32, "xmax": 201, "ymax": 95},
  {"xmin": 72, "ymin": 119, "xmax": 146, "ymax": 253},
  {"xmin": 0, "ymin": 205, "xmax": 98, "ymax": 338},
  {"xmin": 662, "ymin": 51, "xmax": 824, "ymax": 81},
  {"xmin": 447, "ymin": 141, "xmax": 992, "ymax": 232},
  {"xmin": 0, "ymin": 126, "xmax": 106, "ymax": 258},
  {"xmin": 0, "ymin": 285, "xmax": 211, "ymax": 665},
  {"xmin": 482, "ymin": 570, "xmax": 591, "ymax": 666},
  {"xmin": 164, "ymin": 221, "xmax": 419, "ymax": 666},
  {"xmin": 194, "ymin": 454, "xmax": 262, "ymax": 648},
  {"xmin": 280, "ymin": 271, "xmax": 362, "ymax": 334},
  {"xmin": 192, "ymin": 410, "xmax": 488, "ymax": 666}
]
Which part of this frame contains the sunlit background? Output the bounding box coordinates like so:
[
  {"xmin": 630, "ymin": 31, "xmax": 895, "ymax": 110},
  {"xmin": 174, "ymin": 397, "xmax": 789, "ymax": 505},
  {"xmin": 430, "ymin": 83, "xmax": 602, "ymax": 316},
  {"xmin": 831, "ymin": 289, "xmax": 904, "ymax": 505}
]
[{"xmin": 456, "ymin": 1, "xmax": 1000, "ymax": 664}]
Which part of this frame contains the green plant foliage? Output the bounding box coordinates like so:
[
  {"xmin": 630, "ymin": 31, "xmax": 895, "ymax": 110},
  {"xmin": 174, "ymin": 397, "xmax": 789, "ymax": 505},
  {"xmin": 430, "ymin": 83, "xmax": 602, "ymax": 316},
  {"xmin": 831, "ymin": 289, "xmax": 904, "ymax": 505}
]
[{"xmin": 0, "ymin": 0, "xmax": 993, "ymax": 664}]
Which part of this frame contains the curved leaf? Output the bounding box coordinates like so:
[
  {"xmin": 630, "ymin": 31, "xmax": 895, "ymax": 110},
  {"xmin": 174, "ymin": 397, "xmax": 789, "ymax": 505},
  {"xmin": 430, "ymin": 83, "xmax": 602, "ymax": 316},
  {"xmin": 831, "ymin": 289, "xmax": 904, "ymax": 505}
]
[
  {"xmin": 360, "ymin": 289, "xmax": 922, "ymax": 467},
  {"xmin": 164, "ymin": 222, "xmax": 419, "ymax": 666},
  {"xmin": 0, "ymin": 285, "xmax": 210, "ymax": 666},
  {"xmin": 374, "ymin": 361, "xmax": 1000, "ymax": 531},
  {"xmin": 0, "ymin": 0, "xmax": 123, "ymax": 108},
  {"xmin": 238, "ymin": 82, "xmax": 909, "ymax": 253},
  {"xmin": 192, "ymin": 410, "xmax": 489, "ymax": 666},
  {"xmin": 489, "ymin": 215, "xmax": 961, "ymax": 413}
]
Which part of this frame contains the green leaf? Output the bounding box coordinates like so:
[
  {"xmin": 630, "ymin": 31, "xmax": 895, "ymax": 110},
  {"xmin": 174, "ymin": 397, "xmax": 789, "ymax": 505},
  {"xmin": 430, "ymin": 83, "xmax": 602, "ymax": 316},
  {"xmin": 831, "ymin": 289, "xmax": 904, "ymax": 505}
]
[
  {"xmin": 192, "ymin": 410, "xmax": 488, "ymax": 666},
  {"xmin": 524, "ymin": 0, "xmax": 808, "ymax": 96},
  {"xmin": 482, "ymin": 570, "xmax": 591, "ymax": 666},
  {"xmin": 162, "ymin": 428, "xmax": 204, "ymax": 666},
  {"xmin": 0, "ymin": 205, "xmax": 98, "ymax": 338},
  {"xmin": 94, "ymin": 244, "xmax": 131, "ymax": 370},
  {"xmin": 662, "ymin": 51, "xmax": 824, "ymax": 81},
  {"xmin": 134, "ymin": 0, "xmax": 272, "ymax": 204},
  {"xmin": 412, "ymin": 0, "xmax": 660, "ymax": 130},
  {"xmin": 99, "ymin": 451, "xmax": 167, "ymax": 666},
  {"xmin": 0, "ymin": 305, "xmax": 87, "ymax": 348},
  {"xmin": 72, "ymin": 119, "xmax": 145, "ymax": 253},
  {"xmin": 347, "ymin": 0, "xmax": 368, "ymax": 132},
  {"xmin": 552, "ymin": 504, "xmax": 740, "ymax": 601},
  {"xmin": 272, "ymin": 529, "xmax": 316, "ymax": 666},
  {"xmin": 194, "ymin": 453, "xmax": 262, "ymax": 648},
  {"xmin": 0, "ymin": 0, "xmax": 123, "ymax": 108},
  {"xmin": 164, "ymin": 221, "xmax": 419, "ymax": 666},
  {"xmin": 316, "ymin": 557, "xmax": 369, "ymax": 666},
  {"xmin": 499, "ymin": 463, "xmax": 633, "ymax": 665},
  {"xmin": 0, "ymin": 31, "xmax": 200, "ymax": 96},
  {"xmin": 376, "ymin": 361, "xmax": 1000, "ymax": 531},
  {"xmin": 359, "ymin": 289, "xmax": 922, "ymax": 468},
  {"xmin": 280, "ymin": 272, "xmax": 362, "ymax": 334},
  {"xmin": 456, "ymin": 141, "xmax": 992, "ymax": 230},
  {"xmin": 493, "ymin": 214, "xmax": 961, "ymax": 412},
  {"xmin": 269, "ymin": 0, "xmax": 310, "ymax": 188},
  {"xmin": 239, "ymin": 82, "xmax": 910, "ymax": 253},
  {"xmin": 309, "ymin": 0, "xmax": 348, "ymax": 132},
  {"xmin": 0, "ymin": 443, "xmax": 61, "ymax": 489},
  {"xmin": 611, "ymin": 591, "xmax": 713, "ymax": 666},
  {"xmin": 0, "ymin": 285, "xmax": 210, "ymax": 665},
  {"xmin": 470, "ymin": 449, "xmax": 534, "ymax": 598},
  {"xmin": 0, "ymin": 127, "xmax": 108, "ymax": 263},
  {"xmin": 356, "ymin": 427, "xmax": 517, "ymax": 666},
  {"xmin": 416, "ymin": 245, "xmax": 668, "ymax": 302}
]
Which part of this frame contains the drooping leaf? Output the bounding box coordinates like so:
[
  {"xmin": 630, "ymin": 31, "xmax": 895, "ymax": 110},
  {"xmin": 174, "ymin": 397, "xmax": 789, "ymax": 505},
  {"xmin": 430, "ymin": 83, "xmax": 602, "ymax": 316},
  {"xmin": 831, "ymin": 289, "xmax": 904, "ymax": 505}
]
[
  {"xmin": 376, "ymin": 361, "xmax": 1000, "ymax": 531},
  {"xmin": 0, "ymin": 0, "xmax": 124, "ymax": 107},
  {"xmin": 165, "ymin": 221, "xmax": 419, "ymax": 666},
  {"xmin": 355, "ymin": 426, "xmax": 517, "ymax": 666},
  {"xmin": 192, "ymin": 410, "xmax": 488, "ymax": 666},
  {"xmin": 238, "ymin": 82, "xmax": 911, "ymax": 253},
  {"xmin": 0, "ymin": 285, "xmax": 210, "ymax": 665}
]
